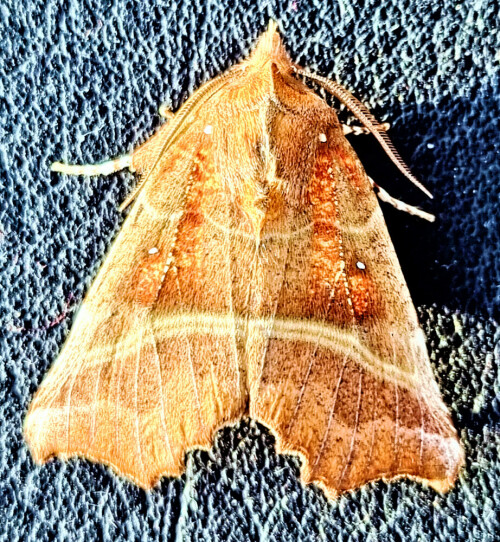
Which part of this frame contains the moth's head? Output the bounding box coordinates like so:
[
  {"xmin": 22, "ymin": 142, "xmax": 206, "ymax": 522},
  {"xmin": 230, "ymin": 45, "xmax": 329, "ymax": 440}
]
[{"xmin": 246, "ymin": 21, "xmax": 296, "ymax": 76}]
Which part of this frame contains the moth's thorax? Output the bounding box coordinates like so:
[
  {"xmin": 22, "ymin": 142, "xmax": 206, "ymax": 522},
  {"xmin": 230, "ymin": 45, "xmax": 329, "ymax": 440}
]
[{"xmin": 223, "ymin": 77, "xmax": 341, "ymax": 231}]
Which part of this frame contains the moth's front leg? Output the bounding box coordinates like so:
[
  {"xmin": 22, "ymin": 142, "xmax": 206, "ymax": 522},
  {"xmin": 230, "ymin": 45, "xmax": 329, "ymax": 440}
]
[
  {"xmin": 51, "ymin": 106, "xmax": 175, "ymax": 177},
  {"xmin": 50, "ymin": 154, "xmax": 133, "ymax": 177}
]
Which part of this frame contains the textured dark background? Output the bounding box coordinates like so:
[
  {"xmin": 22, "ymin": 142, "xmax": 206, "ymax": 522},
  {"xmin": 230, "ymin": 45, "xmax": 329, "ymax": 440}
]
[{"xmin": 1, "ymin": 0, "xmax": 499, "ymax": 540}]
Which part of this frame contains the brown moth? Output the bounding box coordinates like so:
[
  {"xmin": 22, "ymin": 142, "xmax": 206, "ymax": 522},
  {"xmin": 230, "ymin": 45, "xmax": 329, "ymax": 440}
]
[{"xmin": 24, "ymin": 22, "xmax": 464, "ymax": 498}]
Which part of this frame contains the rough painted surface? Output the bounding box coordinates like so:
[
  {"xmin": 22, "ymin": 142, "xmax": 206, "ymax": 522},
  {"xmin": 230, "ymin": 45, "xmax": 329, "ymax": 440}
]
[{"xmin": 1, "ymin": 0, "xmax": 498, "ymax": 540}]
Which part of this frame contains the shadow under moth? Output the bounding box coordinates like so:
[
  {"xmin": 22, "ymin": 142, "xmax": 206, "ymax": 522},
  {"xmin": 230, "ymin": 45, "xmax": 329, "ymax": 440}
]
[{"xmin": 24, "ymin": 22, "xmax": 464, "ymax": 498}]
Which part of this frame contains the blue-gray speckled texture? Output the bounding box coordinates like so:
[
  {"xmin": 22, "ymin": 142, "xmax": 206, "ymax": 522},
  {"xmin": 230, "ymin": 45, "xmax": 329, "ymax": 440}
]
[{"xmin": 1, "ymin": 0, "xmax": 498, "ymax": 540}]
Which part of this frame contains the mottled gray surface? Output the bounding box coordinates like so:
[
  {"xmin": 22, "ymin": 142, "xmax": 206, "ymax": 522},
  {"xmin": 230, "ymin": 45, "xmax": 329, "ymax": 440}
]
[{"xmin": 1, "ymin": 0, "xmax": 499, "ymax": 540}]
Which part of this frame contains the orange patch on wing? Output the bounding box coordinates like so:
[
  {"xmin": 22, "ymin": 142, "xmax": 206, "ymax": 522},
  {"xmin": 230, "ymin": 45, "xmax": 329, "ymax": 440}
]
[
  {"xmin": 308, "ymin": 155, "xmax": 336, "ymax": 207},
  {"xmin": 348, "ymin": 272, "xmax": 378, "ymax": 318},
  {"xmin": 308, "ymin": 155, "xmax": 344, "ymax": 307},
  {"xmin": 135, "ymin": 252, "xmax": 166, "ymax": 305}
]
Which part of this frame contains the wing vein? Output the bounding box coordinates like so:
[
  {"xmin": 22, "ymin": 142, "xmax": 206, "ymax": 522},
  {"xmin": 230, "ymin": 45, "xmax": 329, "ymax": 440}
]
[
  {"xmin": 417, "ymin": 393, "xmax": 424, "ymax": 470},
  {"xmin": 134, "ymin": 327, "xmax": 146, "ymax": 473},
  {"xmin": 174, "ymin": 266, "xmax": 205, "ymax": 431},
  {"xmin": 225, "ymin": 213, "xmax": 240, "ymax": 410},
  {"xmin": 89, "ymin": 363, "xmax": 103, "ymax": 449},
  {"xmin": 368, "ymin": 377, "xmax": 377, "ymax": 468},
  {"xmin": 65, "ymin": 354, "xmax": 87, "ymax": 453},
  {"xmin": 394, "ymin": 381, "xmax": 400, "ymax": 469},
  {"xmin": 313, "ymin": 356, "xmax": 349, "ymax": 468},
  {"xmin": 150, "ymin": 321, "xmax": 176, "ymax": 463},
  {"xmin": 339, "ymin": 371, "xmax": 363, "ymax": 485},
  {"xmin": 114, "ymin": 348, "xmax": 123, "ymax": 457}
]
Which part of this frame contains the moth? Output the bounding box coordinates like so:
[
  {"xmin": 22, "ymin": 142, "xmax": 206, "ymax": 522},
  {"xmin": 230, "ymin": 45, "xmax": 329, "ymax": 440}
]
[{"xmin": 24, "ymin": 22, "xmax": 464, "ymax": 498}]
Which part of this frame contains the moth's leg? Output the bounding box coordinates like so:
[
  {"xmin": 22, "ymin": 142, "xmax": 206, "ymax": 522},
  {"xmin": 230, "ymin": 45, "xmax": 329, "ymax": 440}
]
[
  {"xmin": 368, "ymin": 177, "xmax": 435, "ymax": 222},
  {"xmin": 342, "ymin": 122, "xmax": 390, "ymax": 136},
  {"xmin": 51, "ymin": 155, "xmax": 132, "ymax": 176},
  {"xmin": 158, "ymin": 104, "xmax": 174, "ymax": 120},
  {"xmin": 51, "ymin": 106, "xmax": 174, "ymax": 176}
]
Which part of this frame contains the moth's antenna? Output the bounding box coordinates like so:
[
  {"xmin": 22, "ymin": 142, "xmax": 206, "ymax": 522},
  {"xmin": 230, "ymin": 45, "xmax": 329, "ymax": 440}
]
[{"xmin": 295, "ymin": 68, "xmax": 433, "ymax": 199}]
